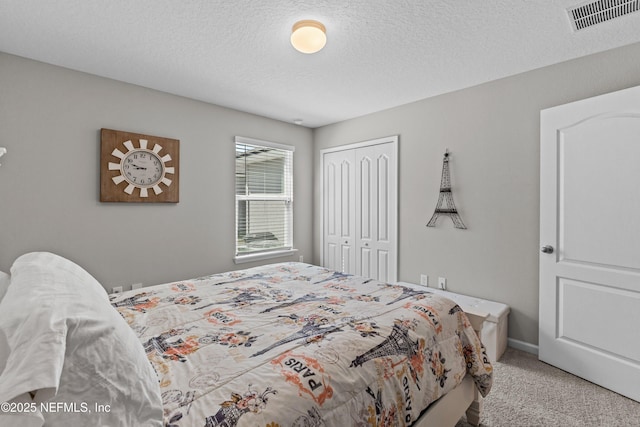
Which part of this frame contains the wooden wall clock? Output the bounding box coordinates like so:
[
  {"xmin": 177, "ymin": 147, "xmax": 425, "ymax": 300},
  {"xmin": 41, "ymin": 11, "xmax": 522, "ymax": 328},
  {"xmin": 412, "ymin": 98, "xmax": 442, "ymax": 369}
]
[{"xmin": 100, "ymin": 128, "xmax": 179, "ymax": 203}]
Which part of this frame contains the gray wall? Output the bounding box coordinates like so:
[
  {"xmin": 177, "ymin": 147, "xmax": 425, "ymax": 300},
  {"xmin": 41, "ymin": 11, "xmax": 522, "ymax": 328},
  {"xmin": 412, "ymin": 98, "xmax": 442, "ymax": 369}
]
[
  {"xmin": 0, "ymin": 52, "xmax": 313, "ymax": 289},
  {"xmin": 313, "ymin": 42, "xmax": 640, "ymax": 345}
]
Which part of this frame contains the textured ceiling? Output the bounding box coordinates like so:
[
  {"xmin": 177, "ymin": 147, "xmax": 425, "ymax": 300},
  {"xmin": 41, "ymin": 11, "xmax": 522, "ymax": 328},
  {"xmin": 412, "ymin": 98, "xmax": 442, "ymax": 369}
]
[{"xmin": 2, "ymin": 0, "xmax": 640, "ymax": 128}]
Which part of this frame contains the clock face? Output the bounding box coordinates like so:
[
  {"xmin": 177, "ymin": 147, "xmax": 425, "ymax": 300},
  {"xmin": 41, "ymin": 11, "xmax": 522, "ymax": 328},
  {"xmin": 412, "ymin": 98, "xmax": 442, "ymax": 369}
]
[
  {"xmin": 107, "ymin": 138, "xmax": 175, "ymax": 198},
  {"xmin": 122, "ymin": 149, "xmax": 164, "ymax": 187}
]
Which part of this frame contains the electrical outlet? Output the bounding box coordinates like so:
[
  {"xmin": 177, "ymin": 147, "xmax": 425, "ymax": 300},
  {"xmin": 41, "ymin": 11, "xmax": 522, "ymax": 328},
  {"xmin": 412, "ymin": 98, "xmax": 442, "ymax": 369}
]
[
  {"xmin": 299, "ymin": 255, "xmax": 304, "ymax": 263},
  {"xmin": 420, "ymin": 274, "xmax": 429, "ymax": 287},
  {"xmin": 112, "ymin": 286, "xmax": 123, "ymax": 294},
  {"xmin": 131, "ymin": 283, "xmax": 143, "ymax": 290},
  {"xmin": 438, "ymin": 277, "xmax": 447, "ymax": 290}
]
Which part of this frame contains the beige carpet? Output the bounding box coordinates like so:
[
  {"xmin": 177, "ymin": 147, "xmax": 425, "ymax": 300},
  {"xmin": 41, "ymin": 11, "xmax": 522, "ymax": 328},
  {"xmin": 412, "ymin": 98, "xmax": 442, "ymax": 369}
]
[{"xmin": 455, "ymin": 347, "xmax": 640, "ymax": 427}]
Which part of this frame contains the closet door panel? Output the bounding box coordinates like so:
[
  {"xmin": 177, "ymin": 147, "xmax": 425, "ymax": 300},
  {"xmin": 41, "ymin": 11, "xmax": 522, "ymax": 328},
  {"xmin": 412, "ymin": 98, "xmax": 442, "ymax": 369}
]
[
  {"xmin": 355, "ymin": 142, "xmax": 397, "ymax": 282},
  {"xmin": 323, "ymin": 150, "xmax": 355, "ymax": 273}
]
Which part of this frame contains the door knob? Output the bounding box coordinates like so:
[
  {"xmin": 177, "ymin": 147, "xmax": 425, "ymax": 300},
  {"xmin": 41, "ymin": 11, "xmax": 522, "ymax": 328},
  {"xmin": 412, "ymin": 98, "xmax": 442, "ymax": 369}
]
[{"xmin": 541, "ymin": 245, "xmax": 554, "ymax": 254}]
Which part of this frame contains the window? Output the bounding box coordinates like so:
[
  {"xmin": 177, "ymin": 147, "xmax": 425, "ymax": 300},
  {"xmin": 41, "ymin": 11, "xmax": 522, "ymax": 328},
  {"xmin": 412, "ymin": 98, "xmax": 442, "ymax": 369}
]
[{"xmin": 235, "ymin": 136, "xmax": 294, "ymax": 262}]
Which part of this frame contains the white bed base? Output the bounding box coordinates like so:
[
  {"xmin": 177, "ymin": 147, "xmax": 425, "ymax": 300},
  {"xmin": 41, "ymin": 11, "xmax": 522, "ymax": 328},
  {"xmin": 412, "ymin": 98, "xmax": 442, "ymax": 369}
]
[{"xmin": 413, "ymin": 308, "xmax": 488, "ymax": 427}]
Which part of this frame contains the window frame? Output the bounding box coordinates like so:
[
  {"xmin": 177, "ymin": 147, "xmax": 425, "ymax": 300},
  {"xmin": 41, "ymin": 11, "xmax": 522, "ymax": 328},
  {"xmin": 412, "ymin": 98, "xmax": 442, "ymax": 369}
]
[{"xmin": 233, "ymin": 136, "xmax": 297, "ymax": 264}]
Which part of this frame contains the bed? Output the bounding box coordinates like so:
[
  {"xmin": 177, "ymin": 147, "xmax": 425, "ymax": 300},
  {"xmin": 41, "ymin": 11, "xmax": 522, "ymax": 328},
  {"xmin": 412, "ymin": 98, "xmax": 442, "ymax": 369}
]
[{"xmin": 0, "ymin": 252, "xmax": 492, "ymax": 427}]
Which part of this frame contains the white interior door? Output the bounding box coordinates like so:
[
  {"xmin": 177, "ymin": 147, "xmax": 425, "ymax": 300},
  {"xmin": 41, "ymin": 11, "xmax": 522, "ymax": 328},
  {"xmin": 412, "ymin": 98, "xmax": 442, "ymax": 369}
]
[
  {"xmin": 322, "ymin": 136, "xmax": 397, "ymax": 282},
  {"xmin": 323, "ymin": 149, "xmax": 355, "ymax": 273},
  {"xmin": 539, "ymin": 85, "xmax": 640, "ymax": 402}
]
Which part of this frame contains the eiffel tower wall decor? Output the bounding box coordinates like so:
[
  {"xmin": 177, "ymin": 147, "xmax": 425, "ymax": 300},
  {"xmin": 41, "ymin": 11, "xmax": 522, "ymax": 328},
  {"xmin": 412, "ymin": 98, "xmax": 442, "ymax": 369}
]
[{"xmin": 426, "ymin": 149, "xmax": 467, "ymax": 229}]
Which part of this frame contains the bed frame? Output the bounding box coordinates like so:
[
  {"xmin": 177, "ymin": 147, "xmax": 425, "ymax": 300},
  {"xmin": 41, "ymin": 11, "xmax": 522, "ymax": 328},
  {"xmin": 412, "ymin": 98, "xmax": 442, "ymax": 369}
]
[{"xmin": 413, "ymin": 308, "xmax": 488, "ymax": 427}]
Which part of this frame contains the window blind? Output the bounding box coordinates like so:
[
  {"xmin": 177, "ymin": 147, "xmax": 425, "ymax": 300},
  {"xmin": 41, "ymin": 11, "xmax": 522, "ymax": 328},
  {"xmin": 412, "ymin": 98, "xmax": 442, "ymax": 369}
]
[{"xmin": 235, "ymin": 137, "xmax": 294, "ymax": 256}]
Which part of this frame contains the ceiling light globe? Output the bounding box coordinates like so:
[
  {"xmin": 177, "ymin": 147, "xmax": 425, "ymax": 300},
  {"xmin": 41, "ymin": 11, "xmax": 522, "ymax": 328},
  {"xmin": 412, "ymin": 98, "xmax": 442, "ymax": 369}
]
[{"xmin": 291, "ymin": 20, "xmax": 326, "ymax": 54}]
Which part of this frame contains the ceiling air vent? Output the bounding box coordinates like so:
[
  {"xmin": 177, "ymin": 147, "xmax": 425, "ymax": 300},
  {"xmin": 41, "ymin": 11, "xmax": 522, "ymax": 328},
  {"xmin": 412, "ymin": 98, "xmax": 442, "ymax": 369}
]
[{"xmin": 568, "ymin": 0, "xmax": 640, "ymax": 30}]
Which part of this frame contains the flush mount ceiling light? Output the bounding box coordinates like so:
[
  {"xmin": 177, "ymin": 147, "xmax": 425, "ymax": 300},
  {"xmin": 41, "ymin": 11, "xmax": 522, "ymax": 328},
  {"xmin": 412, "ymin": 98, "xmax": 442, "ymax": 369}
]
[{"xmin": 291, "ymin": 20, "xmax": 326, "ymax": 54}]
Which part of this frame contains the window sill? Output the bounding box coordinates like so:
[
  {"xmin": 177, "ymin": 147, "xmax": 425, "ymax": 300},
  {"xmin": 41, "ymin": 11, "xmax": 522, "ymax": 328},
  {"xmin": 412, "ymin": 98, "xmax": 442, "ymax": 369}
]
[{"xmin": 234, "ymin": 248, "xmax": 298, "ymax": 265}]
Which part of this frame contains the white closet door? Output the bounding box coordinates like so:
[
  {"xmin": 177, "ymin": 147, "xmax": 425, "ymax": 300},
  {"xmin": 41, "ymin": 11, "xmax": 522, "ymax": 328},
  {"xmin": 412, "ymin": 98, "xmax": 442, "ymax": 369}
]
[
  {"xmin": 323, "ymin": 149, "xmax": 356, "ymax": 273},
  {"xmin": 322, "ymin": 137, "xmax": 397, "ymax": 282},
  {"xmin": 355, "ymin": 143, "xmax": 397, "ymax": 283}
]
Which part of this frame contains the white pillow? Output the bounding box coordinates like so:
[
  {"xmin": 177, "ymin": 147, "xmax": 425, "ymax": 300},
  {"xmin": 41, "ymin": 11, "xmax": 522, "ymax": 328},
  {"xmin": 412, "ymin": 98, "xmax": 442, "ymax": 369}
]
[
  {"xmin": 0, "ymin": 271, "xmax": 9, "ymax": 302},
  {"xmin": 0, "ymin": 252, "xmax": 162, "ymax": 427}
]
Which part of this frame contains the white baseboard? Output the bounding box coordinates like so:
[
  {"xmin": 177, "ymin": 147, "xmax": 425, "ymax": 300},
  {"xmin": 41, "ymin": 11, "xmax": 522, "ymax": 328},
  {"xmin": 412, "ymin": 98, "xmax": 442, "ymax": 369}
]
[{"xmin": 507, "ymin": 338, "xmax": 539, "ymax": 356}]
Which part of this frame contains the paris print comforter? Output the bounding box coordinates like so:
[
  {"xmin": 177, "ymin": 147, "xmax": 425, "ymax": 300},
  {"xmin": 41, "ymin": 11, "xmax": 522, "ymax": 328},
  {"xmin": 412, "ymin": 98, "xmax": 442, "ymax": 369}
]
[{"xmin": 110, "ymin": 262, "xmax": 493, "ymax": 427}]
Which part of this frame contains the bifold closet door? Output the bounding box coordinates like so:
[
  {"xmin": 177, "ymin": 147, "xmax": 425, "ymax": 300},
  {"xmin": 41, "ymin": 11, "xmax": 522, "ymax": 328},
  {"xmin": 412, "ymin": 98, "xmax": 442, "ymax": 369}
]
[{"xmin": 323, "ymin": 139, "xmax": 397, "ymax": 283}]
